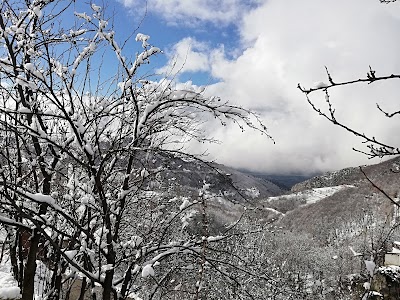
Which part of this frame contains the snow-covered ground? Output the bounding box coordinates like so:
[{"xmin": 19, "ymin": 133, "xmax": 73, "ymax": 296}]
[{"xmin": 0, "ymin": 257, "xmax": 21, "ymax": 300}]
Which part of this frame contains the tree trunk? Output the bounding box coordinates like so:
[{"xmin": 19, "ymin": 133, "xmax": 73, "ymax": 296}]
[
  {"xmin": 21, "ymin": 230, "xmax": 39, "ymax": 300},
  {"xmin": 102, "ymin": 269, "xmax": 115, "ymax": 300},
  {"xmin": 10, "ymin": 231, "xmax": 20, "ymax": 286}
]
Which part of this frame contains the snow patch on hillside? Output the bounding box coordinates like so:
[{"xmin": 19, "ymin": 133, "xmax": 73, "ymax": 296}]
[
  {"xmin": 302, "ymin": 185, "xmax": 355, "ymax": 205},
  {"xmin": 268, "ymin": 185, "xmax": 355, "ymax": 206},
  {"xmin": 264, "ymin": 207, "xmax": 285, "ymax": 215}
]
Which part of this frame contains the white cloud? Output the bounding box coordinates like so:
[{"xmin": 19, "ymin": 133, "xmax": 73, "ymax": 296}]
[
  {"xmin": 118, "ymin": 0, "xmax": 259, "ymax": 26},
  {"xmin": 184, "ymin": 0, "xmax": 400, "ymax": 174},
  {"xmin": 156, "ymin": 37, "xmax": 212, "ymax": 76},
  {"xmin": 138, "ymin": 0, "xmax": 400, "ymax": 174}
]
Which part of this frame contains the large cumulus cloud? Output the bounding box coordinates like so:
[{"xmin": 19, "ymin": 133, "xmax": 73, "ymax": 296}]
[{"xmin": 124, "ymin": 0, "xmax": 400, "ymax": 174}]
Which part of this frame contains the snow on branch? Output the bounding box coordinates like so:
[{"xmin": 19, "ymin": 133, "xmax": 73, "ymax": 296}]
[
  {"xmin": 0, "ymin": 2, "xmax": 274, "ymax": 299},
  {"xmin": 298, "ymin": 66, "xmax": 400, "ymax": 95},
  {"xmin": 298, "ymin": 66, "xmax": 400, "ymax": 158}
]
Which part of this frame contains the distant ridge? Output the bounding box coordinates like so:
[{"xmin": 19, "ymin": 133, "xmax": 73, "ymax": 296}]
[
  {"xmin": 236, "ymin": 169, "xmax": 317, "ymax": 190},
  {"xmin": 255, "ymin": 174, "xmax": 316, "ymax": 190},
  {"xmin": 291, "ymin": 156, "xmax": 400, "ymax": 193}
]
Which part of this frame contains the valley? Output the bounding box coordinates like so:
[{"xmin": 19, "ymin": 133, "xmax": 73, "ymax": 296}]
[{"xmin": 2, "ymin": 154, "xmax": 400, "ymax": 299}]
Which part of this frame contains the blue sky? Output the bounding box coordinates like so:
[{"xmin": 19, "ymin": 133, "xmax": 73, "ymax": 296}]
[
  {"xmin": 71, "ymin": 0, "xmax": 400, "ymax": 174},
  {"xmin": 106, "ymin": 1, "xmax": 247, "ymax": 84},
  {"xmin": 71, "ymin": 0, "xmax": 246, "ymax": 84}
]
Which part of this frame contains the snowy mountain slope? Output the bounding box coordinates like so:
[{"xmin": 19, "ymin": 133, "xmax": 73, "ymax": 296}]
[
  {"xmin": 259, "ymin": 156, "xmax": 400, "ymax": 241},
  {"xmin": 291, "ymin": 166, "xmax": 361, "ymax": 192},
  {"xmin": 292, "ymin": 156, "xmax": 400, "ymax": 193},
  {"xmin": 145, "ymin": 153, "xmax": 285, "ymax": 203},
  {"xmin": 265, "ymin": 184, "xmax": 355, "ymax": 209},
  {"xmin": 119, "ymin": 153, "xmax": 287, "ymax": 234},
  {"xmin": 156, "ymin": 156, "xmax": 400, "ymax": 236},
  {"xmin": 213, "ymin": 163, "xmax": 285, "ymax": 199},
  {"xmin": 141, "ymin": 155, "xmax": 400, "ymax": 238},
  {"xmin": 164, "ymin": 159, "xmax": 287, "ymax": 232}
]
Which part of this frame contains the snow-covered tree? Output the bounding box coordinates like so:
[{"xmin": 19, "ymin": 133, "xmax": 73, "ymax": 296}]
[{"xmin": 0, "ymin": 1, "xmax": 272, "ymax": 300}]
